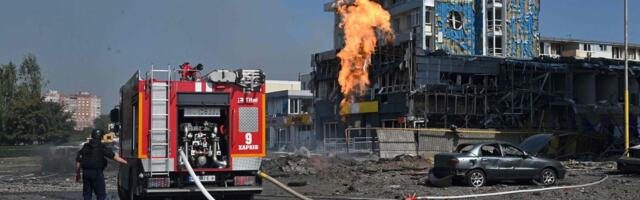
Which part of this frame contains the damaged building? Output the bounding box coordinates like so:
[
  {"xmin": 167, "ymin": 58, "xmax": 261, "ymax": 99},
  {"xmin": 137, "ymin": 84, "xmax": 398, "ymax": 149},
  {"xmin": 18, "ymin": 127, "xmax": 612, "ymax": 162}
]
[{"xmin": 310, "ymin": 0, "xmax": 640, "ymax": 154}]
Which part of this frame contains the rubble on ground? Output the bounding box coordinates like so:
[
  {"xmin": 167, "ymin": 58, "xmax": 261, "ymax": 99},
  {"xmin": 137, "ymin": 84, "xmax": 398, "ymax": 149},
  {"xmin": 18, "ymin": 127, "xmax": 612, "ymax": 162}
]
[
  {"xmin": 562, "ymin": 160, "xmax": 616, "ymax": 170},
  {"xmin": 261, "ymin": 153, "xmax": 640, "ymax": 200},
  {"xmin": 1, "ymin": 153, "xmax": 639, "ymax": 200}
]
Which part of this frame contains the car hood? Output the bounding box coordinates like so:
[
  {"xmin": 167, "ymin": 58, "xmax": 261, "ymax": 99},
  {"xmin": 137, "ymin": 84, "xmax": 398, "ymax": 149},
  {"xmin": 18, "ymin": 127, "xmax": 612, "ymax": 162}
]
[{"xmin": 519, "ymin": 134, "xmax": 553, "ymax": 155}]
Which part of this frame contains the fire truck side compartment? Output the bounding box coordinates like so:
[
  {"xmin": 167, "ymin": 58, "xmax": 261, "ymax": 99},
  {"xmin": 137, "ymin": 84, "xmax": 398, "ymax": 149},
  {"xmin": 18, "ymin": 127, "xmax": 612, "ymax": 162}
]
[{"xmin": 177, "ymin": 93, "xmax": 229, "ymax": 106}]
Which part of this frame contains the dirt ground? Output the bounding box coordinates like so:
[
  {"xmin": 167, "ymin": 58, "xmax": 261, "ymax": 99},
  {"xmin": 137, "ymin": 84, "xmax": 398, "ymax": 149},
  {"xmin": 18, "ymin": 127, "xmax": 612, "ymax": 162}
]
[{"xmin": 0, "ymin": 154, "xmax": 639, "ymax": 200}]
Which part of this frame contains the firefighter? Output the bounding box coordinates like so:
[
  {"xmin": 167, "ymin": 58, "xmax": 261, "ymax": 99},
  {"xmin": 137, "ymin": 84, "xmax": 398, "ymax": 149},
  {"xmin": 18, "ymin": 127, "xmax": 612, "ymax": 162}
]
[
  {"xmin": 179, "ymin": 62, "xmax": 195, "ymax": 81},
  {"xmin": 75, "ymin": 129, "xmax": 128, "ymax": 200}
]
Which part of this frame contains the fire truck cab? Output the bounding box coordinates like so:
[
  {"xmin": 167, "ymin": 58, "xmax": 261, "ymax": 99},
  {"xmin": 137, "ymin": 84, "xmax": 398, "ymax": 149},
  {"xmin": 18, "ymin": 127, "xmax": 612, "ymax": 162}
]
[{"xmin": 117, "ymin": 66, "xmax": 266, "ymax": 200}]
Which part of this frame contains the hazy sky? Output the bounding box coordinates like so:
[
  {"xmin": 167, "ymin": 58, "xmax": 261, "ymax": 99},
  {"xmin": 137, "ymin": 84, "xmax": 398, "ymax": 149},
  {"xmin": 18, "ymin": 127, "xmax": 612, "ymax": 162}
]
[{"xmin": 0, "ymin": 0, "xmax": 638, "ymax": 113}]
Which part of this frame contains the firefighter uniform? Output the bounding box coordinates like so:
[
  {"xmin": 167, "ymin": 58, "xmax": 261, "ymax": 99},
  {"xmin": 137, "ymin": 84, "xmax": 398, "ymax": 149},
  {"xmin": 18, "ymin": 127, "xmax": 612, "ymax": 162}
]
[{"xmin": 76, "ymin": 132, "xmax": 115, "ymax": 200}]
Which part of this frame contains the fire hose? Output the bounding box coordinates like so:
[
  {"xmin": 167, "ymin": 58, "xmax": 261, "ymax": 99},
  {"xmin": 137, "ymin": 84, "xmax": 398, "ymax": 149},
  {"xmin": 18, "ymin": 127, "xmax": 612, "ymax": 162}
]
[
  {"xmin": 180, "ymin": 147, "xmax": 311, "ymax": 200},
  {"xmin": 416, "ymin": 174, "xmax": 609, "ymax": 199},
  {"xmin": 180, "ymin": 149, "xmax": 607, "ymax": 200},
  {"xmin": 256, "ymin": 175, "xmax": 608, "ymax": 200},
  {"xmin": 258, "ymin": 171, "xmax": 313, "ymax": 200},
  {"xmin": 179, "ymin": 149, "xmax": 216, "ymax": 200}
]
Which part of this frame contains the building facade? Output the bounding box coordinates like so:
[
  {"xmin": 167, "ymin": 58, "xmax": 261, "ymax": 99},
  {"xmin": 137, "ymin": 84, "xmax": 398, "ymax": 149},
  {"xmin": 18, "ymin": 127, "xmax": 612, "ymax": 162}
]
[
  {"xmin": 311, "ymin": 0, "xmax": 640, "ymax": 150},
  {"xmin": 265, "ymin": 81, "xmax": 314, "ymax": 151},
  {"xmin": 540, "ymin": 37, "xmax": 640, "ymax": 61},
  {"xmin": 44, "ymin": 90, "xmax": 101, "ymax": 130},
  {"xmin": 265, "ymin": 80, "xmax": 302, "ymax": 93},
  {"xmin": 326, "ymin": 0, "xmax": 540, "ymax": 58}
]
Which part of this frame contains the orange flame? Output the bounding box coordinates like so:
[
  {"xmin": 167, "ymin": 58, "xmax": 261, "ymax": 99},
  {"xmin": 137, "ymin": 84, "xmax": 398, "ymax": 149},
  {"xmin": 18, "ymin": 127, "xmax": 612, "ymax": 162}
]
[{"xmin": 335, "ymin": 0, "xmax": 394, "ymax": 118}]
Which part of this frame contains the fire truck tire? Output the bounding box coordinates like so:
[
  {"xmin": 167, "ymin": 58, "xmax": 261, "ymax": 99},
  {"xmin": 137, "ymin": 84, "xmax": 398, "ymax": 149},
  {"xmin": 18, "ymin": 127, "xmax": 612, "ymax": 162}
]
[
  {"xmin": 129, "ymin": 179, "xmax": 145, "ymax": 200},
  {"xmin": 223, "ymin": 194, "xmax": 254, "ymax": 200},
  {"xmin": 118, "ymin": 174, "xmax": 130, "ymax": 200},
  {"xmin": 117, "ymin": 187, "xmax": 128, "ymax": 200}
]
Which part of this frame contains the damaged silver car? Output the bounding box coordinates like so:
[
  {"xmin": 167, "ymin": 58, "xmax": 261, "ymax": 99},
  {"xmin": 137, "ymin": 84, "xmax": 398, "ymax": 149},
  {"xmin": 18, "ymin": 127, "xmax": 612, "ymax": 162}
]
[
  {"xmin": 617, "ymin": 144, "xmax": 640, "ymax": 172},
  {"xmin": 429, "ymin": 141, "xmax": 566, "ymax": 187}
]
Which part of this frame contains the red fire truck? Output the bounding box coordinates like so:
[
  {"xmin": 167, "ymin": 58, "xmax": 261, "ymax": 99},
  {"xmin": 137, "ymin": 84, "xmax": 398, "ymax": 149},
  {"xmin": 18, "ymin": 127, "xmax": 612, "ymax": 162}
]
[{"xmin": 116, "ymin": 66, "xmax": 266, "ymax": 200}]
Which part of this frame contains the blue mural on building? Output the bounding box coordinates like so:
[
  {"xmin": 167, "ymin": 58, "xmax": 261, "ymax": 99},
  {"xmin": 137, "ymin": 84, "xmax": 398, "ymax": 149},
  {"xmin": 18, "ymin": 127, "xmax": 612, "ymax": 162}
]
[
  {"xmin": 435, "ymin": 0, "xmax": 476, "ymax": 55},
  {"xmin": 505, "ymin": 0, "xmax": 539, "ymax": 58},
  {"xmin": 433, "ymin": 0, "xmax": 540, "ymax": 59}
]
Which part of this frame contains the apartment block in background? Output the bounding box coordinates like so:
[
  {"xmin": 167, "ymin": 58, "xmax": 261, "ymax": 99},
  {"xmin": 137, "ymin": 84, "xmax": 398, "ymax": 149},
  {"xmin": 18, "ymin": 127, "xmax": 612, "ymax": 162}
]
[
  {"xmin": 44, "ymin": 90, "xmax": 101, "ymax": 131},
  {"xmin": 540, "ymin": 37, "xmax": 640, "ymax": 60}
]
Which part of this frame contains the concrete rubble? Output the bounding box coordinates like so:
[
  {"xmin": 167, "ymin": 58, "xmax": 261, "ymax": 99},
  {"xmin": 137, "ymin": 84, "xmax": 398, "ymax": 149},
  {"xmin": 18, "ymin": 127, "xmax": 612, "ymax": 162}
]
[{"xmin": 1, "ymin": 155, "xmax": 640, "ymax": 199}]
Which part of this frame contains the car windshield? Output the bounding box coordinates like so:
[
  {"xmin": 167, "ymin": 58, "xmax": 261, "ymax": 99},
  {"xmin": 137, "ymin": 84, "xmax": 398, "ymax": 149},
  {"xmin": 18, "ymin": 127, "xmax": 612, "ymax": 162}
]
[{"xmin": 455, "ymin": 144, "xmax": 474, "ymax": 154}]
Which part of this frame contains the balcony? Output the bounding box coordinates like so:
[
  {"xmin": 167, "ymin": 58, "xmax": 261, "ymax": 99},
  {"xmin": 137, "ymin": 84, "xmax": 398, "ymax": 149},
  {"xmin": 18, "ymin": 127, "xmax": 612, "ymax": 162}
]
[
  {"xmin": 487, "ymin": 0, "xmax": 503, "ymax": 8},
  {"xmin": 487, "ymin": 20, "xmax": 503, "ymax": 36},
  {"xmin": 424, "ymin": 23, "xmax": 433, "ymax": 36},
  {"xmin": 488, "ymin": 48, "xmax": 504, "ymax": 57}
]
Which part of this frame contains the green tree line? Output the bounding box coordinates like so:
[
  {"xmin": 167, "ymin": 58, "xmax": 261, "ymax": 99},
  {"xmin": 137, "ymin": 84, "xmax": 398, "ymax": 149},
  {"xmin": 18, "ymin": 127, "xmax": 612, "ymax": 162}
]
[{"xmin": 0, "ymin": 54, "xmax": 75, "ymax": 145}]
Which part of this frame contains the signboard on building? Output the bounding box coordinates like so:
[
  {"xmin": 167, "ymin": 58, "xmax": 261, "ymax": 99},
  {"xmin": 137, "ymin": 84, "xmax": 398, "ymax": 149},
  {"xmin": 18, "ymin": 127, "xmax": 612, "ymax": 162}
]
[
  {"xmin": 285, "ymin": 114, "xmax": 312, "ymax": 126},
  {"xmin": 339, "ymin": 101, "xmax": 379, "ymax": 115}
]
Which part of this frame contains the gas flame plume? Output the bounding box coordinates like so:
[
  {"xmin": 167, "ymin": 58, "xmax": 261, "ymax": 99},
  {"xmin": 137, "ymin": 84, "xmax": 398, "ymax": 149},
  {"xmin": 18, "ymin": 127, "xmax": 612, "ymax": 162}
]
[{"xmin": 335, "ymin": 0, "xmax": 394, "ymax": 118}]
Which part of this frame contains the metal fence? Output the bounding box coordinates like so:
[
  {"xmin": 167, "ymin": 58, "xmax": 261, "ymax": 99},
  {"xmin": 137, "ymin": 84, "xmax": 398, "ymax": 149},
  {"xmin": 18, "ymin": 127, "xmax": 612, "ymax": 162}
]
[
  {"xmin": 324, "ymin": 128, "xmax": 536, "ymax": 158},
  {"xmin": 322, "ymin": 137, "xmax": 378, "ymax": 154}
]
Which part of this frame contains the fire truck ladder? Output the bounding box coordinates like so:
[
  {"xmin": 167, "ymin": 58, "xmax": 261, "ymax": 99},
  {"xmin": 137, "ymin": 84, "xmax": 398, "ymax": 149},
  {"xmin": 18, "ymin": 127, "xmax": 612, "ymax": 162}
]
[{"xmin": 148, "ymin": 65, "xmax": 172, "ymax": 177}]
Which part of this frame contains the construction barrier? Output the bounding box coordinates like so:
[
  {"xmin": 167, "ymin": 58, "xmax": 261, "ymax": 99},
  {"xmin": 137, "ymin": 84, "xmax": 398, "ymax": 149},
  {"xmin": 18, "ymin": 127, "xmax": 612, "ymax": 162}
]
[{"xmin": 325, "ymin": 128, "xmax": 538, "ymax": 158}]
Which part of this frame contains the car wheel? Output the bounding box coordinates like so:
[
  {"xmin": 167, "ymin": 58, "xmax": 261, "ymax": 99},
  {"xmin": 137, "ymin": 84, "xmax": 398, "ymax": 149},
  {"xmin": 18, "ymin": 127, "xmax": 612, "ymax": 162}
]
[
  {"xmin": 538, "ymin": 168, "xmax": 557, "ymax": 186},
  {"xmin": 466, "ymin": 169, "xmax": 486, "ymax": 187}
]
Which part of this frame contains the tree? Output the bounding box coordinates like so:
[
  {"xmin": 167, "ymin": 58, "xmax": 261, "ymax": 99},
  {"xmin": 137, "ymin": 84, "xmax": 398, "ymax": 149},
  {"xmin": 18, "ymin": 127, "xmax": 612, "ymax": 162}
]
[
  {"xmin": 0, "ymin": 62, "xmax": 18, "ymax": 139},
  {"xmin": 93, "ymin": 114, "xmax": 111, "ymax": 131},
  {"xmin": 0, "ymin": 54, "xmax": 74, "ymax": 144},
  {"xmin": 17, "ymin": 54, "xmax": 43, "ymax": 98}
]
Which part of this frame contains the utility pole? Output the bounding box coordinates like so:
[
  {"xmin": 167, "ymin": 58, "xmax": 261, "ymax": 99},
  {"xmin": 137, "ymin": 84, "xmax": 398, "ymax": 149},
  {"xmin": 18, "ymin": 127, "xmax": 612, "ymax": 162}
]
[{"xmin": 624, "ymin": 0, "xmax": 630, "ymax": 157}]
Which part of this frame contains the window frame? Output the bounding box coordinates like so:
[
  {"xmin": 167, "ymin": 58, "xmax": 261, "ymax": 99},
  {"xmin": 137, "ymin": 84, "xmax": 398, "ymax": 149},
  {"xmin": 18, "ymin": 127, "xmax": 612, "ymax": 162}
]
[
  {"xmin": 479, "ymin": 143, "xmax": 502, "ymax": 157},
  {"xmin": 583, "ymin": 43, "xmax": 592, "ymax": 52},
  {"xmin": 447, "ymin": 11, "xmax": 463, "ymax": 30},
  {"xmin": 500, "ymin": 143, "xmax": 525, "ymax": 157}
]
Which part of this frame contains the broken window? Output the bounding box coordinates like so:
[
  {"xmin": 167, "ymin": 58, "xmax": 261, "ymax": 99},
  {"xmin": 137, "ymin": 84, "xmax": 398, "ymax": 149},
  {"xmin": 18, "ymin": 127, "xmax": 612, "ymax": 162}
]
[
  {"xmin": 455, "ymin": 144, "xmax": 475, "ymax": 154},
  {"xmin": 382, "ymin": 119, "xmax": 399, "ymax": 128},
  {"xmin": 424, "ymin": 10, "xmax": 431, "ymax": 24},
  {"xmin": 447, "ymin": 11, "xmax": 463, "ymax": 30},
  {"xmin": 411, "ymin": 10, "xmax": 420, "ymax": 27},
  {"xmin": 393, "ymin": 18, "xmax": 400, "ymax": 33},
  {"xmin": 501, "ymin": 144, "xmax": 524, "ymax": 157},
  {"xmin": 554, "ymin": 45, "xmax": 564, "ymax": 55},
  {"xmin": 599, "ymin": 44, "xmax": 607, "ymax": 51},
  {"xmin": 289, "ymin": 99, "xmax": 299, "ymax": 114},
  {"xmin": 480, "ymin": 144, "xmax": 501, "ymax": 157},
  {"xmin": 613, "ymin": 47, "xmax": 622, "ymax": 59}
]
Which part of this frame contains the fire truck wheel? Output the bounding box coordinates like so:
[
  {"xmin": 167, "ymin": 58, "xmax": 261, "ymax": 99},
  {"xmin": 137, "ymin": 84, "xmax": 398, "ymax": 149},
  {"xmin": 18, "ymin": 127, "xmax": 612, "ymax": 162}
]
[
  {"xmin": 117, "ymin": 175, "xmax": 130, "ymax": 200},
  {"xmin": 223, "ymin": 194, "xmax": 254, "ymax": 200},
  {"xmin": 127, "ymin": 173, "xmax": 145, "ymax": 200},
  {"xmin": 117, "ymin": 187, "xmax": 128, "ymax": 200}
]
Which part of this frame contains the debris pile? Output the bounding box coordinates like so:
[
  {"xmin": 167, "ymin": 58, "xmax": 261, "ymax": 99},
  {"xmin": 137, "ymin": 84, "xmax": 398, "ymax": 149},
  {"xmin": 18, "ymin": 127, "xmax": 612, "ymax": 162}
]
[
  {"xmin": 562, "ymin": 160, "xmax": 616, "ymax": 170},
  {"xmin": 263, "ymin": 155, "xmax": 331, "ymax": 176}
]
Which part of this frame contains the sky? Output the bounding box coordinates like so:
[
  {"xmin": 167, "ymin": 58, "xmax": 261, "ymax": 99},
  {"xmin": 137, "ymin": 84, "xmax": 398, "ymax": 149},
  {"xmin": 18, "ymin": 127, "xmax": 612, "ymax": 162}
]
[{"xmin": 0, "ymin": 0, "xmax": 638, "ymax": 113}]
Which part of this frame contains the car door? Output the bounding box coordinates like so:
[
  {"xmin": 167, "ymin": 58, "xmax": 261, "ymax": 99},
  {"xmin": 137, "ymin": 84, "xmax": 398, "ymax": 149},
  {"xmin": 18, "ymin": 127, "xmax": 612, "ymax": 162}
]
[
  {"xmin": 499, "ymin": 144, "xmax": 525, "ymax": 179},
  {"xmin": 478, "ymin": 143, "xmax": 503, "ymax": 179},
  {"xmin": 502, "ymin": 144, "xmax": 537, "ymax": 179}
]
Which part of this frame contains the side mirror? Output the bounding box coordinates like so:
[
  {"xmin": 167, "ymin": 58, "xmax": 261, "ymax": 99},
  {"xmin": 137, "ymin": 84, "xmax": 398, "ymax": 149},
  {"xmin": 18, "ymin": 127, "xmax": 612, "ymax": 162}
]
[
  {"xmin": 110, "ymin": 108, "xmax": 120, "ymax": 123},
  {"xmin": 521, "ymin": 154, "xmax": 531, "ymax": 159}
]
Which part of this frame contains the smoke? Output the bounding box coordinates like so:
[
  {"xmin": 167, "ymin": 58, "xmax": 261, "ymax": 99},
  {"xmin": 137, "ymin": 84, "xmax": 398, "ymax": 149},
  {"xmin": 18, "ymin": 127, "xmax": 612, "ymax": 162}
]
[{"xmin": 334, "ymin": 0, "xmax": 394, "ymax": 118}]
